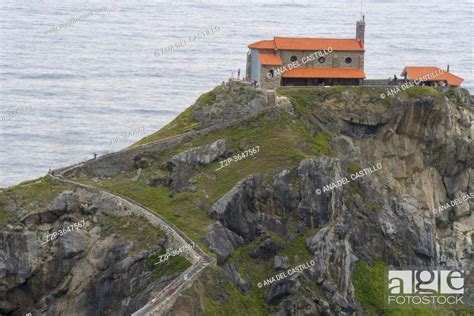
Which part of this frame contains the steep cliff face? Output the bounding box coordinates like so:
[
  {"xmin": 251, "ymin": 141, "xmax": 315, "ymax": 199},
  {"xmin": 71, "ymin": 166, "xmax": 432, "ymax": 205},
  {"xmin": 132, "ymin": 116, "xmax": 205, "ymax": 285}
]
[
  {"xmin": 0, "ymin": 180, "xmax": 190, "ymax": 315},
  {"xmin": 168, "ymin": 85, "xmax": 473, "ymax": 315},
  {"xmin": 1, "ymin": 82, "xmax": 472, "ymax": 315}
]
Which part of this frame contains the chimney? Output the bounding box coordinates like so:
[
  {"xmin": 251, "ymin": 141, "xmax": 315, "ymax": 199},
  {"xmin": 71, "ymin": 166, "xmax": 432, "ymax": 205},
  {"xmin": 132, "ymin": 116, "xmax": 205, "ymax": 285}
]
[
  {"xmin": 356, "ymin": 15, "xmax": 365, "ymax": 42},
  {"xmin": 447, "ymin": 64, "xmax": 450, "ymax": 72}
]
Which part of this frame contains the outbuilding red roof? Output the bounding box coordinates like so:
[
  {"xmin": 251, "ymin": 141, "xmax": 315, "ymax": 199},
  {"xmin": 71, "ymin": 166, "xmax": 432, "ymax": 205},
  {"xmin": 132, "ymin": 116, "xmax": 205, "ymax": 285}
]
[
  {"xmin": 249, "ymin": 37, "xmax": 364, "ymax": 51},
  {"xmin": 282, "ymin": 67, "xmax": 366, "ymax": 79},
  {"xmin": 401, "ymin": 66, "xmax": 463, "ymax": 86}
]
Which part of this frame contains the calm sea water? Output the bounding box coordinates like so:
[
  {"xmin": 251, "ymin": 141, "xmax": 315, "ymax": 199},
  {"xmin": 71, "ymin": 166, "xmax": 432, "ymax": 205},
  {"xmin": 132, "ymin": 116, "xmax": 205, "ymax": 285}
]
[{"xmin": 0, "ymin": 0, "xmax": 472, "ymax": 188}]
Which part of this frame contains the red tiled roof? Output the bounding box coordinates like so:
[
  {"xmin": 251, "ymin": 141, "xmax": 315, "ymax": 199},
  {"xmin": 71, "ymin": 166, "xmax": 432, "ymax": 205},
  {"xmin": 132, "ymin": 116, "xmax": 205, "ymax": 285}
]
[
  {"xmin": 275, "ymin": 37, "xmax": 363, "ymax": 51},
  {"xmin": 249, "ymin": 37, "xmax": 364, "ymax": 51},
  {"xmin": 282, "ymin": 67, "xmax": 366, "ymax": 79},
  {"xmin": 248, "ymin": 40, "xmax": 276, "ymax": 50},
  {"xmin": 401, "ymin": 66, "xmax": 463, "ymax": 86},
  {"xmin": 259, "ymin": 53, "xmax": 283, "ymax": 65}
]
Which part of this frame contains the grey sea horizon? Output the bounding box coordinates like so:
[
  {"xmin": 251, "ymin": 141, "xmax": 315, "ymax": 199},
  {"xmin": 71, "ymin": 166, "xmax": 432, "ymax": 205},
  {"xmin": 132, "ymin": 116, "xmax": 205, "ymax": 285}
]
[{"xmin": 0, "ymin": 0, "xmax": 472, "ymax": 188}]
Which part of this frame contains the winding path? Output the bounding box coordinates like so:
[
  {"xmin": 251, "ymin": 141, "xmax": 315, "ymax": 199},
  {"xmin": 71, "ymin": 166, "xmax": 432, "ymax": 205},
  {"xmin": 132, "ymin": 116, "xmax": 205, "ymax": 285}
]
[
  {"xmin": 48, "ymin": 171, "xmax": 215, "ymax": 315},
  {"xmin": 46, "ymin": 95, "xmax": 291, "ymax": 315}
]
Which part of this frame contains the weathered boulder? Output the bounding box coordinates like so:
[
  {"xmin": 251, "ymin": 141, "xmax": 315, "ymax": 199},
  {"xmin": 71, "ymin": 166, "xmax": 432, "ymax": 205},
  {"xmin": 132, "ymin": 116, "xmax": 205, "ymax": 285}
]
[
  {"xmin": 203, "ymin": 222, "xmax": 244, "ymax": 264},
  {"xmin": 274, "ymin": 256, "xmax": 290, "ymax": 270},
  {"xmin": 265, "ymin": 279, "xmax": 298, "ymax": 305},
  {"xmin": 250, "ymin": 239, "xmax": 283, "ymax": 260},
  {"xmin": 58, "ymin": 231, "xmax": 86, "ymax": 259},
  {"xmin": 48, "ymin": 191, "xmax": 74, "ymax": 212},
  {"xmin": 275, "ymin": 296, "xmax": 319, "ymax": 316},
  {"xmin": 166, "ymin": 139, "xmax": 227, "ymax": 192},
  {"xmin": 333, "ymin": 293, "xmax": 358, "ymax": 313},
  {"xmin": 271, "ymin": 169, "xmax": 300, "ymax": 216},
  {"xmin": 260, "ymin": 214, "xmax": 287, "ymax": 237},
  {"xmin": 148, "ymin": 176, "xmax": 170, "ymax": 187},
  {"xmin": 208, "ymin": 174, "xmax": 261, "ymax": 242},
  {"xmin": 167, "ymin": 139, "xmax": 227, "ymax": 168},
  {"xmin": 192, "ymin": 81, "xmax": 267, "ymax": 127},
  {"xmin": 21, "ymin": 210, "xmax": 58, "ymax": 226},
  {"xmin": 444, "ymin": 171, "xmax": 470, "ymax": 197},
  {"xmin": 453, "ymin": 191, "xmax": 471, "ymax": 217},
  {"xmin": 321, "ymin": 280, "xmax": 337, "ymax": 296},
  {"xmin": 0, "ymin": 231, "xmax": 40, "ymax": 292},
  {"xmin": 296, "ymin": 157, "xmax": 346, "ymax": 229},
  {"xmin": 134, "ymin": 152, "xmax": 158, "ymax": 169}
]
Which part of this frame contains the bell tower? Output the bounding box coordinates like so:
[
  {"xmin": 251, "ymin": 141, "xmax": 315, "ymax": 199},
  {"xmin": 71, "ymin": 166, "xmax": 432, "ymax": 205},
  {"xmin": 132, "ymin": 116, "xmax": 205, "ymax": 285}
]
[{"xmin": 356, "ymin": 15, "xmax": 365, "ymax": 42}]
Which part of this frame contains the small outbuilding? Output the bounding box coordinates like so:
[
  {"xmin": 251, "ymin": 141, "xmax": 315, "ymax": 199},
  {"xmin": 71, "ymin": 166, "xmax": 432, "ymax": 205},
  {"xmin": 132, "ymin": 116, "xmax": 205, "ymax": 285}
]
[{"xmin": 400, "ymin": 66, "xmax": 463, "ymax": 87}]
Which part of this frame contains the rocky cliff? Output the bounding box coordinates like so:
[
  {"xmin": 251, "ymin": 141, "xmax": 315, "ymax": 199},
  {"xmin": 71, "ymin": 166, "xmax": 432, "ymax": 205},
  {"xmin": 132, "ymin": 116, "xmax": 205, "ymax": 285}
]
[
  {"xmin": 1, "ymin": 81, "xmax": 473, "ymax": 315},
  {"xmin": 0, "ymin": 180, "xmax": 190, "ymax": 315}
]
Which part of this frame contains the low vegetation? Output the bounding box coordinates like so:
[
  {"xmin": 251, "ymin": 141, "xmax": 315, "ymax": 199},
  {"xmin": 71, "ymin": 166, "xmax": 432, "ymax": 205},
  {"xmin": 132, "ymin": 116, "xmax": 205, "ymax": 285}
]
[
  {"xmin": 401, "ymin": 86, "xmax": 441, "ymax": 100},
  {"xmin": 204, "ymin": 227, "xmax": 321, "ymax": 315},
  {"xmin": 277, "ymin": 86, "xmax": 393, "ymax": 112},
  {"xmin": 0, "ymin": 177, "xmax": 67, "ymax": 211},
  {"xmin": 346, "ymin": 163, "xmax": 362, "ymax": 175},
  {"xmin": 0, "ymin": 177, "xmax": 68, "ymax": 227},
  {"xmin": 0, "ymin": 202, "xmax": 15, "ymax": 228},
  {"xmin": 132, "ymin": 105, "xmax": 199, "ymax": 146},
  {"xmin": 98, "ymin": 213, "xmax": 166, "ymax": 254},
  {"xmin": 201, "ymin": 267, "xmax": 268, "ymax": 316},
  {"xmin": 145, "ymin": 251, "xmax": 191, "ymax": 280},
  {"xmin": 444, "ymin": 88, "xmax": 466, "ymax": 108},
  {"xmin": 352, "ymin": 259, "xmax": 387, "ymax": 314}
]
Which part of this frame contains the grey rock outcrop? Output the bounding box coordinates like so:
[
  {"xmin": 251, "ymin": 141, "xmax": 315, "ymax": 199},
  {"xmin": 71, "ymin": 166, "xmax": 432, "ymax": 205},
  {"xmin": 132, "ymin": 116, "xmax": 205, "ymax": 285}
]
[
  {"xmin": 250, "ymin": 239, "xmax": 283, "ymax": 260},
  {"xmin": 265, "ymin": 279, "xmax": 299, "ymax": 305},
  {"xmin": 208, "ymin": 174, "xmax": 262, "ymax": 242},
  {"xmin": 167, "ymin": 139, "xmax": 227, "ymax": 168},
  {"xmin": 166, "ymin": 139, "xmax": 227, "ymax": 193},
  {"xmin": 274, "ymin": 256, "xmax": 290, "ymax": 270},
  {"xmin": 58, "ymin": 231, "xmax": 87, "ymax": 259},
  {"xmin": 202, "ymin": 222, "xmax": 244, "ymax": 264},
  {"xmin": 0, "ymin": 189, "xmax": 178, "ymax": 316},
  {"xmin": 192, "ymin": 81, "xmax": 267, "ymax": 127}
]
